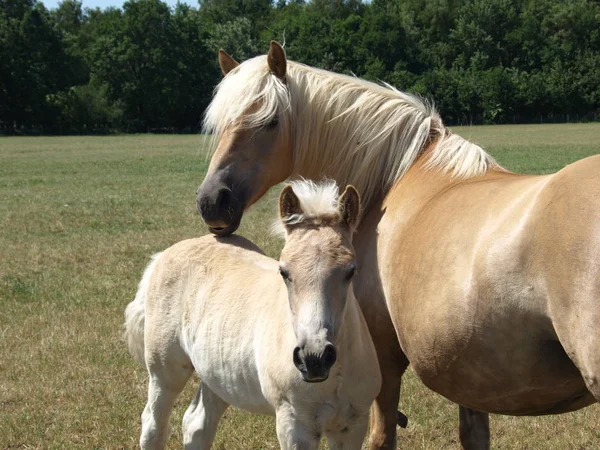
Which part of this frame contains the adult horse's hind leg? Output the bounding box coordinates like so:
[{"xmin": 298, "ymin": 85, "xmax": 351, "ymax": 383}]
[
  {"xmin": 552, "ymin": 297, "xmax": 600, "ymax": 404},
  {"xmin": 577, "ymin": 356, "xmax": 600, "ymax": 402},
  {"xmin": 458, "ymin": 406, "xmax": 490, "ymax": 450},
  {"xmin": 182, "ymin": 381, "xmax": 229, "ymax": 449}
]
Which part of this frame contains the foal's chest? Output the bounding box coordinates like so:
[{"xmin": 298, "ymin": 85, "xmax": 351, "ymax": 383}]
[{"xmin": 315, "ymin": 398, "xmax": 362, "ymax": 434}]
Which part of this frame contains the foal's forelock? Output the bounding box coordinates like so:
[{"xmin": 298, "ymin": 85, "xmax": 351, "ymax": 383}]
[{"xmin": 271, "ymin": 180, "xmax": 341, "ymax": 238}]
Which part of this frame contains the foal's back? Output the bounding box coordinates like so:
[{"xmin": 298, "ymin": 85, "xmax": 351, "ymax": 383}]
[
  {"xmin": 145, "ymin": 234, "xmax": 291, "ymax": 413},
  {"xmin": 148, "ymin": 234, "xmax": 279, "ymax": 317}
]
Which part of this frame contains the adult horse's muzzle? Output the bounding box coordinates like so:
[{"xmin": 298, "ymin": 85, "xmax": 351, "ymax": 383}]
[
  {"xmin": 196, "ymin": 180, "xmax": 245, "ymax": 236},
  {"xmin": 293, "ymin": 344, "xmax": 337, "ymax": 383}
]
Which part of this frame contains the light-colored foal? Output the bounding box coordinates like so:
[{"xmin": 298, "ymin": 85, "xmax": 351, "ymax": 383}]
[{"xmin": 125, "ymin": 181, "xmax": 381, "ymax": 449}]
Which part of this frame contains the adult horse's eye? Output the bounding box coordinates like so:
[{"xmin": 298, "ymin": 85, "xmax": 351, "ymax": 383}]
[
  {"xmin": 279, "ymin": 267, "xmax": 290, "ymax": 281},
  {"xmin": 345, "ymin": 264, "xmax": 356, "ymax": 281},
  {"xmin": 266, "ymin": 117, "xmax": 279, "ymax": 129}
]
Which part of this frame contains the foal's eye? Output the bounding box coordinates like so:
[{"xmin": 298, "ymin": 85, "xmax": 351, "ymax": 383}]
[
  {"xmin": 279, "ymin": 267, "xmax": 290, "ymax": 281},
  {"xmin": 345, "ymin": 264, "xmax": 356, "ymax": 281}
]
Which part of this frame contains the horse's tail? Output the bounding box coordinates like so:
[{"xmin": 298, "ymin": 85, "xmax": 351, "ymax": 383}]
[{"xmin": 124, "ymin": 253, "xmax": 162, "ymax": 366}]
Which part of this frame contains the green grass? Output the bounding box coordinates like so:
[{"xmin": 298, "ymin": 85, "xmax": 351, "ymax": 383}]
[{"xmin": 1, "ymin": 124, "xmax": 599, "ymax": 449}]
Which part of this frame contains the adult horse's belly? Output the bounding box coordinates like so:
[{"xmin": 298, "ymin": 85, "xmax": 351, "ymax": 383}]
[
  {"xmin": 379, "ymin": 166, "xmax": 598, "ymax": 415},
  {"xmin": 403, "ymin": 306, "xmax": 593, "ymax": 415}
]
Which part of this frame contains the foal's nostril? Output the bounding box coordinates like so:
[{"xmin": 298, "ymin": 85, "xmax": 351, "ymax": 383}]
[
  {"xmin": 293, "ymin": 346, "xmax": 303, "ymax": 369},
  {"xmin": 322, "ymin": 344, "xmax": 337, "ymax": 370}
]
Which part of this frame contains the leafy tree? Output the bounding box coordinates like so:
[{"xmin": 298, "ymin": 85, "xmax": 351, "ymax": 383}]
[
  {"xmin": 48, "ymin": 83, "xmax": 123, "ymax": 133},
  {"xmin": 170, "ymin": 3, "xmax": 215, "ymax": 130},
  {"xmin": 206, "ymin": 17, "xmax": 259, "ymax": 60},
  {"xmin": 50, "ymin": 0, "xmax": 88, "ymax": 86},
  {"xmin": 90, "ymin": 0, "xmax": 180, "ymax": 130},
  {"xmin": 0, "ymin": 0, "xmax": 76, "ymax": 132},
  {"xmin": 199, "ymin": 0, "xmax": 272, "ymax": 33},
  {"xmin": 2, "ymin": 0, "xmax": 599, "ymax": 132}
]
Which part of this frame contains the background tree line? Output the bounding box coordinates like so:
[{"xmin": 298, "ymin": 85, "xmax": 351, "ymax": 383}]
[{"xmin": 1, "ymin": 0, "xmax": 599, "ymax": 134}]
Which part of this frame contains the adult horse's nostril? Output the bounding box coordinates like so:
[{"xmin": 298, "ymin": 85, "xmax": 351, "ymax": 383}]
[
  {"xmin": 216, "ymin": 188, "xmax": 232, "ymax": 210},
  {"xmin": 322, "ymin": 344, "xmax": 337, "ymax": 370},
  {"xmin": 196, "ymin": 189, "xmax": 210, "ymax": 211},
  {"xmin": 196, "ymin": 193, "xmax": 207, "ymax": 215}
]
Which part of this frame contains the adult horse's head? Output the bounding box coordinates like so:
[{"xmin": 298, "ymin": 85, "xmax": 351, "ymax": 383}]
[
  {"xmin": 197, "ymin": 40, "xmax": 469, "ymax": 236},
  {"xmin": 197, "ymin": 41, "xmax": 293, "ymax": 236},
  {"xmin": 277, "ymin": 181, "xmax": 360, "ymax": 383}
]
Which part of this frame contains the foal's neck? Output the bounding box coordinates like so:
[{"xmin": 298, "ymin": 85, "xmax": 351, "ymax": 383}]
[{"xmin": 337, "ymin": 291, "xmax": 366, "ymax": 355}]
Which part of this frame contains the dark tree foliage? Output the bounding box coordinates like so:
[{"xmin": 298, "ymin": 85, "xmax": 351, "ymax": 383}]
[
  {"xmin": 0, "ymin": 0, "xmax": 79, "ymax": 132},
  {"xmin": 89, "ymin": 0, "xmax": 195, "ymax": 131},
  {"xmin": 1, "ymin": 0, "xmax": 599, "ymax": 134}
]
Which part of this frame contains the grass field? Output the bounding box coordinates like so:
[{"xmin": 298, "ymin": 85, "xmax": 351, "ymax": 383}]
[{"xmin": 1, "ymin": 123, "xmax": 600, "ymax": 449}]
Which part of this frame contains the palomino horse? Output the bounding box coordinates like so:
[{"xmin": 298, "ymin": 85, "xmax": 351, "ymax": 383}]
[
  {"xmin": 125, "ymin": 181, "xmax": 381, "ymax": 449},
  {"xmin": 196, "ymin": 41, "xmax": 600, "ymax": 449}
]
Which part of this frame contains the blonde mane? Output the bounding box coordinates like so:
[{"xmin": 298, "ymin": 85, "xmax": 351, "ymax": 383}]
[{"xmin": 204, "ymin": 55, "xmax": 500, "ymax": 213}]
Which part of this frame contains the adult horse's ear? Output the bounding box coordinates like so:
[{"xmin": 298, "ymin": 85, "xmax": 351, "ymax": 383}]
[
  {"xmin": 218, "ymin": 49, "xmax": 239, "ymax": 76},
  {"xmin": 267, "ymin": 41, "xmax": 287, "ymax": 80},
  {"xmin": 279, "ymin": 185, "xmax": 302, "ymax": 220},
  {"xmin": 339, "ymin": 185, "xmax": 361, "ymax": 231}
]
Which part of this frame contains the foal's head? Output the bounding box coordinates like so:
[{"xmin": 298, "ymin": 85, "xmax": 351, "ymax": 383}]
[{"xmin": 278, "ymin": 181, "xmax": 360, "ymax": 383}]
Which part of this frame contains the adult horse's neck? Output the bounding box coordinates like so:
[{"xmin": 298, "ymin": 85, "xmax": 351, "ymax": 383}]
[{"xmin": 286, "ymin": 63, "xmax": 499, "ymax": 216}]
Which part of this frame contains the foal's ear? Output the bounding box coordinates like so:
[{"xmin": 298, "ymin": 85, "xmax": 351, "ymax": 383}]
[
  {"xmin": 279, "ymin": 185, "xmax": 302, "ymax": 219},
  {"xmin": 218, "ymin": 49, "xmax": 239, "ymax": 76},
  {"xmin": 339, "ymin": 185, "xmax": 361, "ymax": 231},
  {"xmin": 267, "ymin": 41, "xmax": 287, "ymax": 80}
]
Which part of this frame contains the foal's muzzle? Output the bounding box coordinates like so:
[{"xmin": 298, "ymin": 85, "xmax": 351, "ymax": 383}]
[{"xmin": 293, "ymin": 343, "xmax": 337, "ymax": 383}]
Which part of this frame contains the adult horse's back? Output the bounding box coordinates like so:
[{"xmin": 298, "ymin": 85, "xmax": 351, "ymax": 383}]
[{"xmin": 196, "ymin": 42, "xmax": 600, "ymax": 449}]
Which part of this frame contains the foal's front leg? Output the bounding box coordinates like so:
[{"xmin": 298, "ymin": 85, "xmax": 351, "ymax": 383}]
[
  {"xmin": 275, "ymin": 405, "xmax": 320, "ymax": 450},
  {"xmin": 140, "ymin": 371, "xmax": 190, "ymax": 450},
  {"xmin": 182, "ymin": 381, "xmax": 229, "ymax": 450}
]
